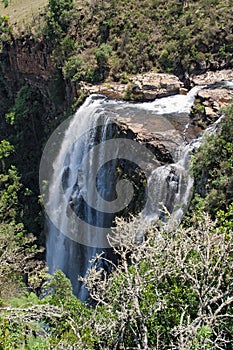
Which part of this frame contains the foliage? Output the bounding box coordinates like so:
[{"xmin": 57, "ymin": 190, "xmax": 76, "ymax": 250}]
[
  {"xmin": 0, "ymin": 140, "xmax": 13, "ymax": 162},
  {"xmin": 63, "ymin": 54, "xmax": 87, "ymax": 82},
  {"xmin": 62, "ymin": 43, "xmax": 113, "ymax": 84},
  {"xmin": 4, "ymin": 84, "xmax": 45, "ymax": 234},
  {"xmin": 0, "ymin": 0, "xmax": 232, "ymax": 80},
  {"xmin": 0, "ymin": 165, "xmax": 21, "ymax": 221},
  {"xmin": 43, "ymin": 0, "xmax": 74, "ymax": 44},
  {"xmin": 192, "ymin": 103, "xmax": 233, "ymax": 215},
  {"xmin": 0, "ymin": 213, "xmax": 231, "ymax": 348},
  {"xmin": 1, "ymin": 0, "xmax": 8, "ymax": 9},
  {"xmin": 82, "ymin": 215, "xmax": 233, "ymax": 349},
  {"xmin": 0, "ymin": 138, "xmax": 45, "ymax": 303},
  {"xmin": 0, "ymin": 1, "xmax": 232, "ymax": 348},
  {"xmin": 0, "ymin": 271, "xmax": 96, "ymax": 349},
  {"xmin": 2, "ymin": 0, "xmax": 227, "ymax": 83},
  {"xmin": 0, "ymin": 13, "xmax": 11, "ymax": 45}
]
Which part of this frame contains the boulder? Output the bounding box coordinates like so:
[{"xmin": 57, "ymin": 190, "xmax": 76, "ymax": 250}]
[
  {"xmin": 205, "ymin": 106, "xmax": 217, "ymax": 117},
  {"xmin": 189, "ymin": 85, "xmax": 233, "ymax": 136},
  {"xmin": 179, "ymin": 87, "xmax": 188, "ymax": 95}
]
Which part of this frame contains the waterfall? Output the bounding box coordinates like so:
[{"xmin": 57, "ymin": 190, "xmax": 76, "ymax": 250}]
[
  {"xmin": 40, "ymin": 87, "xmax": 202, "ymax": 299},
  {"xmin": 141, "ymin": 143, "xmax": 194, "ymax": 227}
]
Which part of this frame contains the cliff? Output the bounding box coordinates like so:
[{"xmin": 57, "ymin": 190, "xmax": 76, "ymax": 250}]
[{"xmin": 1, "ymin": 34, "xmax": 232, "ymax": 165}]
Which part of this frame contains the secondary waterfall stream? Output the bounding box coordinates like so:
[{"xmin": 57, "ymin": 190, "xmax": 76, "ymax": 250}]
[{"xmin": 41, "ymin": 86, "xmax": 203, "ymax": 300}]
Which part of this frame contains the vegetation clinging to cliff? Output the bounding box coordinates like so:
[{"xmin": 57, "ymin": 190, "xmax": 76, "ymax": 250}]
[
  {"xmin": 0, "ymin": 1, "xmax": 232, "ymax": 348},
  {"xmin": 192, "ymin": 103, "xmax": 233, "ymax": 216},
  {"xmin": 52, "ymin": 0, "xmax": 233, "ymax": 82},
  {"xmin": 1, "ymin": 0, "xmax": 232, "ymax": 82}
]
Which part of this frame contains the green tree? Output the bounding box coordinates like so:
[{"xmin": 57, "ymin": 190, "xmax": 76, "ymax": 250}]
[
  {"xmin": 0, "ymin": 14, "xmax": 11, "ymax": 45},
  {"xmin": 0, "ymin": 139, "xmax": 45, "ymax": 301},
  {"xmin": 1, "ymin": 0, "xmax": 9, "ymax": 9},
  {"xmin": 5, "ymin": 85, "xmax": 44, "ymax": 234},
  {"xmin": 44, "ymin": 0, "xmax": 74, "ymax": 42}
]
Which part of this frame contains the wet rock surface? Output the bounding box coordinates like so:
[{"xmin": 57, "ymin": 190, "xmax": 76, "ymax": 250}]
[{"xmin": 114, "ymin": 114, "xmax": 184, "ymax": 165}]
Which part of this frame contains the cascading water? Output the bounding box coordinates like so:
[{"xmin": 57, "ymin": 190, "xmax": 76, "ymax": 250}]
[
  {"xmin": 41, "ymin": 87, "xmax": 204, "ymax": 299},
  {"xmin": 142, "ymin": 144, "xmax": 194, "ymax": 226}
]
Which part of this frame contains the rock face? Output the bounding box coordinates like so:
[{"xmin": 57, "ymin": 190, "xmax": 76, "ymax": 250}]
[
  {"xmin": 3, "ymin": 38, "xmax": 53, "ymax": 80},
  {"xmin": 0, "ymin": 37, "xmax": 54, "ymax": 97},
  {"xmin": 197, "ymin": 88, "xmax": 233, "ymax": 110},
  {"xmin": 104, "ymin": 102, "xmax": 189, "ymax": 165},
  {"xmin": 115, "ymin": 115, "xmax": 183, "ymax": 164},
  {"xmin": 80, "ymin": 69, "xmax": 233, "ymax": 160},
  {"xmin": 0, "ymin": 37, "xmax": 70, "ymax": 124},
  {"xmin": 80, "ymin": 72, "xmax": 184, "ymax": 101},
  {"xmin": 0, "ymin": 38, "xmax": 48, "ymax": 104},
  {"xmin": 189, "ymin": 69, "xmax": 233, "ymax": 129},
  {"xmin": 191, "ymin": 69, "xmax": 233, "ymax": 86},
  {"xmin": 1, "ymin": 32, "xmax": 232, "ymax": 154}
]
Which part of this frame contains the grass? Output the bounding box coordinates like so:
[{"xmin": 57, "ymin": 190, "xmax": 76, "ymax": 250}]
[{"xmin": 0, "ymin": 0, "xmax": 48, "ymax": 27}]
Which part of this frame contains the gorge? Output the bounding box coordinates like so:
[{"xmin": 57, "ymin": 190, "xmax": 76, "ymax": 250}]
[
  {"xmin": 0, "ymin": 1, "xmax": 233, "ymax": 346},
  {"xmin": 41, "ymin": 85, "xmax": 215, "ymax": 299}
]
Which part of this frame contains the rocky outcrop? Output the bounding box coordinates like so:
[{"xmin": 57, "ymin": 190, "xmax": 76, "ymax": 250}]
[
  {"xmin": 108, "ymin": 106, "xmax": 186, "ymax": 165},
  {"xmin": 197, "ymin": 88, "xmax": 233, "ymax": 112},
  {"xmin": 79, "ymin": 72, "xmax": 184, "ymax": 101},
  {"xmin": 115, "ymin": 116, "xmax": 183, "ymax": 164},
  {"xmin": 190, "ymin": 69, "xmax": 233, "ymax": 86},
  {"xmin": 190, "ymin": 71, "xmax": 233, "ymax": 132}
]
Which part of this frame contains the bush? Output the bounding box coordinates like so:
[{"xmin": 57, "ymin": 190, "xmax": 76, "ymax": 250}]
[
  {"xmin": 82, "ymin": 214, "xmax": 233, "ymax": 349},
  {"xmin": 192, "ymin": 103, "xmax": 233, "ymax": 215}
]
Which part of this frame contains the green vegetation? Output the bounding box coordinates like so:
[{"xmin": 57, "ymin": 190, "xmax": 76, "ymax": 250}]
[
  {"xmin": 0, "ymin": 212, "xmax": 232, "ymax": 348},
  {"xmin": 0, "ymin": 101, "xmax": 233, "ymax": 348},
  {"xmin": 49, "ymin": 0, "xmax": 233, "ymax": 82},
  {"xmin": 0, "ymin": 0, "xmax": 232, "ymax": 348},
  {"xmin": 192, "ymin": 103, "xmax": 233, "ymax": 215},
  {"xmin": 0, "ymin": 0, "xmax": 48, "ymax": 28},
  {"xmin": 0, "ymin": 138, "xmax": 45, "ymax": 303},
  {"xmin": 4, "ymin": 85, "xmax": 46, "ymax": 235},
  {"xmin": 0, "ymin": 14, "xmax": 11, "ymax": 47},
  {"xmin": 43, "ymin": 0, "xmax": 74, "ymax": 45},
  {"xmin": 0, "ymin": 0, "xmax": 233, "ymax": 82},
  {"xmin": 2, "ymin": 0, "xmax": 231, "ymax": 82}
]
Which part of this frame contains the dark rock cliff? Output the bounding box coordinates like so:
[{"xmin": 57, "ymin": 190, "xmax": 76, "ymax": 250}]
[{"xmin": 0, "ymin": 37, "xmax": 71, "ymax": 125}]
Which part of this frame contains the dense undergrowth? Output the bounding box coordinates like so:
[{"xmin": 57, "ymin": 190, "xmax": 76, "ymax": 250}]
[{"xmin": 43, "ymin": 0, "xmax": 233, "ymax": 82}]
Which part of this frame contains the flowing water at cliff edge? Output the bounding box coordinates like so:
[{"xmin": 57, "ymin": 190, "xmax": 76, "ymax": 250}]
[{"xmin": 41, "ymin": 86, "xmax": 205, "ymax": 300}]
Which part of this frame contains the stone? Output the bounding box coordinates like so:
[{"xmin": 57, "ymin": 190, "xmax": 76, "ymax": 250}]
[
  {"xmin": 191, "ymin": 69, "xmax": 233, "ymax": 86},
  {"xmin": 205, "ymin": 107, "xmax": 216, "ymax": 116},
  {"xmin": 197, "ymin": 88, "xmax": 233, "ymax": 110},
  {"xmin": 80, "ymin": 72, "xmax": 184, "ymax": 102},
  {"xmin": 179, "ymin": 88, "xmax": 188, "ymax": 95},
  {"xmin": 212, "ymin": 101, "xmax": 220, "ymax": 111},
  {"xmin": 112, "ymin": 109, "xmax": 186, "ymax": 165}
]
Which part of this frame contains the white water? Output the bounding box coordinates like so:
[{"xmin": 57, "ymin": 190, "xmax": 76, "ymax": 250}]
[
  {"xmin": 45, "ymin": 87, "xmax": 203, "ymax": 299},
  {"xmin": 143, "ymin": 147, "xmax": 193, "ymax": 221},
  {"xmin": 136, "ymin": 85, "xmax": 203, "ymax": 114}
]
